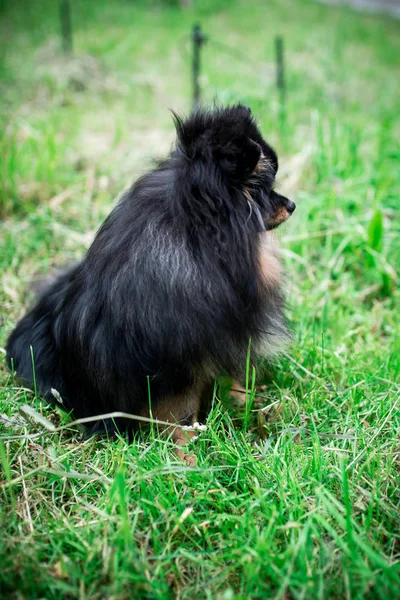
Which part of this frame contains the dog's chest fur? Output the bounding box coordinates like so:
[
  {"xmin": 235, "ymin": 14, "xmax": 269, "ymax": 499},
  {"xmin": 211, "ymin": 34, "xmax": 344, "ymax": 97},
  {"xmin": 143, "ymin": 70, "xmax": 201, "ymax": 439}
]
[
  {"xmin": 258, "ymin": 232, "xmax": 282, "ymax": 286},
  {"xmin": 255, "ymin": 232, "xmax": 289, "ymax": 358}
]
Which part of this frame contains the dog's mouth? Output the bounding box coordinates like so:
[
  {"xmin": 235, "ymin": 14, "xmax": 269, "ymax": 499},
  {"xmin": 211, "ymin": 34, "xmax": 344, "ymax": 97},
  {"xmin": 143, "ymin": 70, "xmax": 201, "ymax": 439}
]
[
  {"xmin": 248, "ymin": 190, "xmax": 296, "ymax": 233},
  {"xmin": 264, "ymin": 199, "xmax": 296, "ymax": 230},
  {"xmin": 265, "ymin": 208, "xmax": 293, "ymax": 230}
]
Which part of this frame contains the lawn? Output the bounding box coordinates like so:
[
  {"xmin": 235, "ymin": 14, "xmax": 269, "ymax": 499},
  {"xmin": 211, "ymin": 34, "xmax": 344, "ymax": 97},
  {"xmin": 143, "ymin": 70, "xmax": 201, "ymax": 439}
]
[{"xmin": 0, "ymin": 0, "xmax": 399, "ymax": 598}]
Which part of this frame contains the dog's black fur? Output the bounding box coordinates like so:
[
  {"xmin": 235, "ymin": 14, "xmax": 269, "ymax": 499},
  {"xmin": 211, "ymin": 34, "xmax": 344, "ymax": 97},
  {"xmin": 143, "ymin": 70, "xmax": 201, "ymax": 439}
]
[{"xmin": 6, "ymin": 105, "xmax": 295, "ymax": 435}]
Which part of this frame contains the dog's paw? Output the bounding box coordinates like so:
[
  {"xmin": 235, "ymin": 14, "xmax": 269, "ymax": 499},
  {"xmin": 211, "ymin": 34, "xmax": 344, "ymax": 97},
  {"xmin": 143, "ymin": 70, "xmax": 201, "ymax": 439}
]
[
  {"xmin": 175, "ymin": 447, "xmax": 197, "ymax": 466},
  {"xmin": 182, "ymin": 453, "xmax": 197, "ymax": 467}
]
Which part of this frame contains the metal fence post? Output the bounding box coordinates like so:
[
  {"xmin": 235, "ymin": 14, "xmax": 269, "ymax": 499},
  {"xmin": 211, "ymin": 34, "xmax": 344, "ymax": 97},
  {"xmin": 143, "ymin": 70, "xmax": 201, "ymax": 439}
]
[
  {"xmin": 275, "ymin": 36, "xmax": 286, "ymax": 127},
  {"xmin": 60, "ymin": 0, "xmax": 73, "ymax": 54},
  {"xmin": 192, "ymin": 24, "xmax": 207, "ymax": 111}
]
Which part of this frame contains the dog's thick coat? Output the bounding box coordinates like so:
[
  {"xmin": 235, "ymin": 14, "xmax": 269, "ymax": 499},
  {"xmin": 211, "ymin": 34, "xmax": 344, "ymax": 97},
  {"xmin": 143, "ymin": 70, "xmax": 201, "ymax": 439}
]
[{"xmin": 7, "ymin": 105, "xmax": 294, "ymax": 437}]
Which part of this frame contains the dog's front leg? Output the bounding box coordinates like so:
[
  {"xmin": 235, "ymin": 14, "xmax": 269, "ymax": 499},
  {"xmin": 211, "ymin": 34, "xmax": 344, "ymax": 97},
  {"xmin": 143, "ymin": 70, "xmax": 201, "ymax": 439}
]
[
  {"xmin": 172, "ymin": 425, "xmax": 199, "ymax": 467},
  {"xmin": 145, "ymin": 388, "xmax": 203, "ymax": 466},
  {"xmin": 229, "ymin": 378, "xmax": 267, "ymax": 405}
]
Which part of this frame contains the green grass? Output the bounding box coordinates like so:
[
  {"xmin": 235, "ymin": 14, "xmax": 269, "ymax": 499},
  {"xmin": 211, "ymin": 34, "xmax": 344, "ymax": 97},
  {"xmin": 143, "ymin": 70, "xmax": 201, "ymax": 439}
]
[{"xmin": 0, "ymin": 0, "xmax": 399, "ymax": 598}]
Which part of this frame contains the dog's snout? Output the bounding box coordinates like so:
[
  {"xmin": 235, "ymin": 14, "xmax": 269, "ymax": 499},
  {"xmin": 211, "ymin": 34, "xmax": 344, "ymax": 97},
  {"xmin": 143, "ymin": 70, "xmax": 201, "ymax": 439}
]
[{"xmin": 286, "ymin": 200, "xmax": 296, "ymax": 214}]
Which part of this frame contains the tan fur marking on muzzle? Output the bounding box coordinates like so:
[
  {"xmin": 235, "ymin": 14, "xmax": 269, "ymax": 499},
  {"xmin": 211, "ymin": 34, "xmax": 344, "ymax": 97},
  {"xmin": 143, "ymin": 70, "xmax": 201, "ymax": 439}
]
[{"xmin": 266, "ymin": 207, "xmax": 290, "ymax": 228}]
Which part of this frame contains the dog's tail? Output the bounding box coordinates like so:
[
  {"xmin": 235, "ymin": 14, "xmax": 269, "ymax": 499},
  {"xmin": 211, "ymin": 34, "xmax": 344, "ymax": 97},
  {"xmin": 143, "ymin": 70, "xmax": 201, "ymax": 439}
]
[{"xmin": 6, "ymin": 266, "xmax": 77, "ymax": 405}]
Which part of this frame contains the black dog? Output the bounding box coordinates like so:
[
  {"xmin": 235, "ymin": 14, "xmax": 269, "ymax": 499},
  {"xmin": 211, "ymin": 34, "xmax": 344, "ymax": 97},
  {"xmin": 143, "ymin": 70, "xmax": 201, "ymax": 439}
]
[{"xmin": 7, "ymin": 105, "xmax": 295, "ymax": 461}]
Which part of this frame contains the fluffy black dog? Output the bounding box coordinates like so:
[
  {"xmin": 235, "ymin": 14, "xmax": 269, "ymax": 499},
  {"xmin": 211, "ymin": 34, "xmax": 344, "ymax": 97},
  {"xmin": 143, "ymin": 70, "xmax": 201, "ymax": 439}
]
[{"xmin": 7, "ymin": 105, "xmax": 295, "ymax": 459}]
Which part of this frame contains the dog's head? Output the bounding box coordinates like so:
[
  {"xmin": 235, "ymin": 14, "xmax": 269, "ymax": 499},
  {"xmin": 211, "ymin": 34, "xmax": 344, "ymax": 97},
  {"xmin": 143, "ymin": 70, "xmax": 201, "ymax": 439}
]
[{"xmin": 173, "ymin": 105, "xmax": 295, "ymax": 231}]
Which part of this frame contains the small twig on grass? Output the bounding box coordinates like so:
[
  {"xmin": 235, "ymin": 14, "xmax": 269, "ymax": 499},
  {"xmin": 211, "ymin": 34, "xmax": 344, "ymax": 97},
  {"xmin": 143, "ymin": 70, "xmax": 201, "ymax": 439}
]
[
  {"xmin": 18, "ymin": 455, "xmax": 34, "ymax": 533},
  {"xmin": 0, "ymin": 410, "xmax": 192, "ymax": 442},
  {"xmin": 19, "ymin": 405, "xmax": 56, "ymax": 431}
]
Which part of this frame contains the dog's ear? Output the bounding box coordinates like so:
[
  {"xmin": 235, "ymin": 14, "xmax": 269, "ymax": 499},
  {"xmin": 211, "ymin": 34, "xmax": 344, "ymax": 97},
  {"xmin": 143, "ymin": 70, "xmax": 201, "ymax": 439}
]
[
  {"xmin": 237, "ymin": 137, "xmax": 262, "ymax": 178},
  {"xmin": 171, "ymin": 108, "xmax": 262, "ymax": 180},
  {"xmin": 217, "ymin": 137, "xmax": 262, "ymax": 181}
]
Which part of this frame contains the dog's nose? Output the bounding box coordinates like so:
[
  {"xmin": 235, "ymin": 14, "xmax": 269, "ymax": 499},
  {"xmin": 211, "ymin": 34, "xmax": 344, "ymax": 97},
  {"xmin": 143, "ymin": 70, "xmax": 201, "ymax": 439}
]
[{"xmin": 286, "ymin": 200, "xmax": 296, "ymax": 214}]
